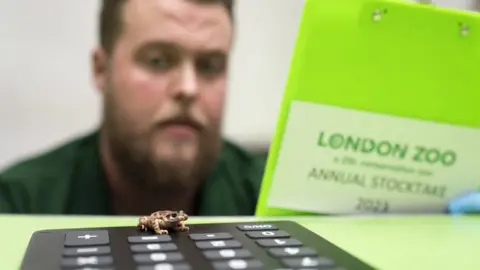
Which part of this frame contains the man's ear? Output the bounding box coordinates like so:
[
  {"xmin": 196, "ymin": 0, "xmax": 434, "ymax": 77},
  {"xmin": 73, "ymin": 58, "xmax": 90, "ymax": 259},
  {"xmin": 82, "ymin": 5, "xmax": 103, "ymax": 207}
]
[{"xmin": 91, "ymin": 46, "xmax": 108, "ymax": 94}]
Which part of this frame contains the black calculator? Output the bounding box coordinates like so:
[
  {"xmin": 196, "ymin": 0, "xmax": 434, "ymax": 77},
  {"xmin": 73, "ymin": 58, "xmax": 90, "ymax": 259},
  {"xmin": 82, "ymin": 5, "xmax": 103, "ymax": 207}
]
[{"xmin": 21, "ymin": 220, "xmax": 376, "ymax": 270}]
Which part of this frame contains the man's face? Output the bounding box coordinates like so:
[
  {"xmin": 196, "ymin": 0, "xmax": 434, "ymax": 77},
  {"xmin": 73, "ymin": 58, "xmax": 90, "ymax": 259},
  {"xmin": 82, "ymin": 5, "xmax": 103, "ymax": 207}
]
[{"xmin": 93, "ymin": 0, "xmax": 232, "ymax": 189}]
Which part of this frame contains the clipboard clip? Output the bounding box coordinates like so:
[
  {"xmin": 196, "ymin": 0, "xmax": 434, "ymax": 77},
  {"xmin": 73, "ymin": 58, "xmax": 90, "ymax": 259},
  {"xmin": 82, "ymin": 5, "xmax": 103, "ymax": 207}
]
[
  {"xmin": 372, "ymin": 1, "xmax": 471, "ymax": 37},
  {"xmin": 372, "ymin": 9, "xmax": 386, "ymax": 22},
  {"xmin": 459, "ymin": 23, "xmax": 470, "ymax": 37},
  {"xmin": 415, "ymin": 0, "xmax": 471, "ymax": 37}
]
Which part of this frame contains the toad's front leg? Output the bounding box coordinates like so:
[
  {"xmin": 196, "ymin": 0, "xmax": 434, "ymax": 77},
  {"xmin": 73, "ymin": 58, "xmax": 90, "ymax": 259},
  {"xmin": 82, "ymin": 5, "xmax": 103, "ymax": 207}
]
[
  {"xmin": 152, "ymin": 219, "xmax": 169, "ymax": 235},
  {"xmin": 176, "ymin": 221, "xmax": 189, "ymax": 232}
]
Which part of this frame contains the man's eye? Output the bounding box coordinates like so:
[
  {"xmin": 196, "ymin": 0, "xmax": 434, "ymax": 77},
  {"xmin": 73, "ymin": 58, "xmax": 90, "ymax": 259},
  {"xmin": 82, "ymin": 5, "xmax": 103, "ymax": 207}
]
[
  {"xmin": 196, "ymin": 58, "xmax": 225, "ymax": 76},
  {"xmin": 146, "ymin": 56, "xmax": 170, "ymax": 69}
]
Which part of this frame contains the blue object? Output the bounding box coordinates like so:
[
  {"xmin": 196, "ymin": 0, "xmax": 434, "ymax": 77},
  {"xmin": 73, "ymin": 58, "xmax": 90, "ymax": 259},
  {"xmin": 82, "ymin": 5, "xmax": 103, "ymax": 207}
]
[{"xmin": 448, "ymin": 190, "xmax": 480, "ymax": 215}]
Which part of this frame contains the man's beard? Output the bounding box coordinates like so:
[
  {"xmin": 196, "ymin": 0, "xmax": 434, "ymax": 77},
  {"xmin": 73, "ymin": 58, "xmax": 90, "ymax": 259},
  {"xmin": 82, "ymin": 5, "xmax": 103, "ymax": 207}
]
[{"xmin": 101, "ymin": 91, "xmax": 222, "ymax": 194}]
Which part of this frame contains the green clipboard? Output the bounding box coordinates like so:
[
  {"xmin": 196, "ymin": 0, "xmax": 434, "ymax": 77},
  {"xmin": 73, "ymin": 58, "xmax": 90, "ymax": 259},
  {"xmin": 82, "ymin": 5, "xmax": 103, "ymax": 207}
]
[{"xmin": 255, "ymin": 0, "xmax": 480, "ymax": 216}]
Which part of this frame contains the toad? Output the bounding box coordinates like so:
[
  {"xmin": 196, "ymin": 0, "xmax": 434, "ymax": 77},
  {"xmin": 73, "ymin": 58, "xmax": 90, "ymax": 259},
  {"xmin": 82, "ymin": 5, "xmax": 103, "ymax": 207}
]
[{"xmin": 137, "ymin": 210, "xmax": 189, "ymax": 235}]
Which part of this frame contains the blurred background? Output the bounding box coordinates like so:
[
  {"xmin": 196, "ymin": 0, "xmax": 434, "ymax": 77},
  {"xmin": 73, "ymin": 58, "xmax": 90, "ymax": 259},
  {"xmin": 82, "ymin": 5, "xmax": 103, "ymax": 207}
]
[{"xmin": 0, "ymin": 0, "xmax": 477, "ymax": 170}]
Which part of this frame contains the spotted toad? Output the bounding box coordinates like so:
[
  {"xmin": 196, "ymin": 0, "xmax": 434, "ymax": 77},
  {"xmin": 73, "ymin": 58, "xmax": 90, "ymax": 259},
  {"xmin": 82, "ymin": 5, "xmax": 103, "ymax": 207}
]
[{"xmin": 137, "ymin": 210, "xmax": 189, "ymax": 235}]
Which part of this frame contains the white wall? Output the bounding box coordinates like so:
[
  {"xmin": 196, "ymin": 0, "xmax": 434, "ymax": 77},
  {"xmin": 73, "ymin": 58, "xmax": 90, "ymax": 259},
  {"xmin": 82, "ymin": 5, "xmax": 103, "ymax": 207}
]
[{"xmin": 0, "ymin": 0, "xmax": 476, "ymax": 169}]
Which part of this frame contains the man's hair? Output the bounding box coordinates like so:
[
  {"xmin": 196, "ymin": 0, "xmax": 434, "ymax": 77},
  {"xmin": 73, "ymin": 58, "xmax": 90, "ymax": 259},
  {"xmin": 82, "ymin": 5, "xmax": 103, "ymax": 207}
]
[{"xmin": 99, "ymin": 0, "xmax": 235, "ymax": 55}]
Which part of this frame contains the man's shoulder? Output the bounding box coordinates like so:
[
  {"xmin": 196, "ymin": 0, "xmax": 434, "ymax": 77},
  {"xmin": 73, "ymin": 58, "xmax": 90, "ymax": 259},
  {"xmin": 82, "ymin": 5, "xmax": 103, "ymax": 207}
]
[
  {"xmin": 0, "ymin": 131, "xmax": 100, "ymax": 213},
  {"xmin": 196, "ymin": 139, "xmax": 267, "ymax": 215},
  {"xmin": 222, "ymin": 139, "xmax": 267, "ymax": 168},
  {"xmin": 1, "ymin": 131, "xmax": 98, "ymax": 181},
  {"xmin": 220, "ymin": 139, "xmax": 268, "ymax": 188}
]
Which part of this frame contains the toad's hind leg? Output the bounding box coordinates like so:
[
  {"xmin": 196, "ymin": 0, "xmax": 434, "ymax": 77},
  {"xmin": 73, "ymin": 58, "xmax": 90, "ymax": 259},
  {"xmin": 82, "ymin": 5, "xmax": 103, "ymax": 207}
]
[
  {"xmin": 152, "ymin": 219, "xmax": 169, "ymax": 235},
  {"xmin": 137, "ymin": 216, "xmax": 149, "ymax": 231}
]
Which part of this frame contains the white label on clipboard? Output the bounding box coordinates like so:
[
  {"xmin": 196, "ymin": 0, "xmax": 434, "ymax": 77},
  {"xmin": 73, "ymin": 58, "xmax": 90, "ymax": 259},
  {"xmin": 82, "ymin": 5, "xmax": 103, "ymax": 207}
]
[{"xmin": 267, "ymin": 101, "xmax": 480, "ymax": 214}]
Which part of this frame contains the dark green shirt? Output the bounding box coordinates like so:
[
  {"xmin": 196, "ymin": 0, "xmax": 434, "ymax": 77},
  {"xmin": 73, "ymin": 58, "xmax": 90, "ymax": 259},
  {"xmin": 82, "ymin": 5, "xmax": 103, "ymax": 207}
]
[{"xmin": 0, "ymin": 131, "xmax": 266, "ymax": 215}]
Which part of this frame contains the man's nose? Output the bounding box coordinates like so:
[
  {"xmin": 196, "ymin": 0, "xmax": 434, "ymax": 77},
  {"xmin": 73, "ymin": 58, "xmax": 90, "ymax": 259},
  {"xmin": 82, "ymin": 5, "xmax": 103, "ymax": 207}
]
[{"xmin": 172, "ymin": 62, "xmax": 199, "ymax": 102}]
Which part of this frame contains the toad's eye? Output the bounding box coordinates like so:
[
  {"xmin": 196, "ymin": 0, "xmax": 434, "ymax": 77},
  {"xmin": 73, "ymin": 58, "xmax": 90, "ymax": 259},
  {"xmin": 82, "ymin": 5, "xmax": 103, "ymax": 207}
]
[{"xmin": 171, "ymin": 213, "xmax": 177, "ymax": 218}]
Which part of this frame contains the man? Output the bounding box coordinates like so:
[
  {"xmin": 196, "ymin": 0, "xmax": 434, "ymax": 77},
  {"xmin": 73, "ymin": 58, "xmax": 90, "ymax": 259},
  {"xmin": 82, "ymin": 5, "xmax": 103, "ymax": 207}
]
[
  {"xmin": 0, "ymin": 0, "xmax": 266, "ymax": 216},
  {"xmin": 1, "ymin": 0, "xmax": 479, "ymax": 217}
]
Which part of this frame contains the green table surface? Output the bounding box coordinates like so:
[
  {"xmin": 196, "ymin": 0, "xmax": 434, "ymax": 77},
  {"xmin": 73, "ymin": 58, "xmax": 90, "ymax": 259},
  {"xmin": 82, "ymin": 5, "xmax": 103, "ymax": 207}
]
[{"xmin": 1, "ymin": 214, "xmax": 478, "ymax": 269}]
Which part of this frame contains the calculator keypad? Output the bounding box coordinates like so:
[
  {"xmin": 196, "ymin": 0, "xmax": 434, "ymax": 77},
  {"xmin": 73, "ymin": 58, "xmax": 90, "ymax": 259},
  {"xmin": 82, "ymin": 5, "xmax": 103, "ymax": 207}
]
[
  {"xmin": 237, "ymin": 224, "xmax": 346, "ymax": 269},
  {"xmin": 127, "ymin": 233, "xmax": 192, "ymax": 270},
  {"xmin": 189, "ymin": 232, "xmax": 263, "ymax": 269},
  {"xmin": 62, "ymin": 230, "xmax": 114, "ymax": 269},
  {"xmin": 53, "ymin": 222, "xmax": 361, "ymax": 270}
]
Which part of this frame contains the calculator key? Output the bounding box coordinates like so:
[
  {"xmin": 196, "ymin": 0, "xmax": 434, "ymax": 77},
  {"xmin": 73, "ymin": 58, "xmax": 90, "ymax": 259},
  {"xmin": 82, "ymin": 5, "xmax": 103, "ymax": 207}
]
[
  {"xmin": 130, "ymin": 243, "xmax": 178, "ymax": 252},
  {"xmin": 133, "ymin": 252, "xmax": 184, "ymax": 263},
  {"xmin": 137, "ymin": 263, "xmax": 192, "ymax": 270},
  {"xmin": 64, "ymin": 230, "xmax": 110, "ymax": 247},
  {"xmin": 282, "ymin": 256, "xmax": 335, "ymax": 268},
  {"xmin": 236, "ymin": 224, "xmax": 278, "ymax": 231},
  {"xmin": 256, "ymin": 238, "xmax": 302, "ymax": 248},
  {"xmin": 189, "ymin": 233, "xmax": 233, "ymax": 241},
  {"xmin": 268, "ymin": 247, "xmax": 317, "ymax": 257},
  {"xmin": 212, "ymin": 259, "xmax": 263, "ymax": 269},
  {"xmin": 61, "ymin": 256, "xmax": 113, "ymax": 267},
  {"xmin": 128, "ymin": 235, "xmax": 172, "ymax": 243},
  {"xmin": 203, "ymin": 249, "xmax": 253, "ymax": 260},
  {"xmin": 74, "ymin": 267, "xmax": 113, "ymax": 270},
  {"xmin": 63, "ymin": 246, "xmax": 111, "ymax": 256},
  {"xmin": 246, "ymin": 230, "xmax": 290, "ymax": 239},
  {"xmin": 195, "ymin": 240, "xmax": 242, "ymax": 250}
]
